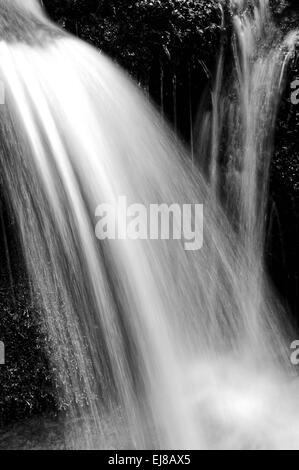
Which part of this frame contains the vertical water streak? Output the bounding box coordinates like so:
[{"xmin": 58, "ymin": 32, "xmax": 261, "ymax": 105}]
[{"xmin": 188, "ymin": 65, "xmax": 194, "ymax": 165}]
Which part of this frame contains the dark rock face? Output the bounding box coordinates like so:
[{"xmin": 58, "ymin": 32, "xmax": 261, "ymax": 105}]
[
  {"xmin": 0, "ymin": 202, "xmax": 57, "ymax": 426},
  {"xmin": 42, "ymin": 0, "xmax": 222, "ymax": 69},
  {"xmin": 270, "ymin": 52, "xmax": 299, "ymax": 322}
]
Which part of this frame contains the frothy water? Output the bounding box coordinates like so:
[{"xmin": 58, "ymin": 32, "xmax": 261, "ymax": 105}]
[{"xmin": 0, "ymin": 0, "xmax": 298, "ymax": 449}]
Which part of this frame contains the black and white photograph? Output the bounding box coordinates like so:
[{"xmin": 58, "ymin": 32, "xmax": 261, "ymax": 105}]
[{"xmin": 0, "ymin": 0, "xmax": 298, "ymax": 453}]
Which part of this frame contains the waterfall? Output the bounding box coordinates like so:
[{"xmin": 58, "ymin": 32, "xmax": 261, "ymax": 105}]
[
  {"xmin": 197, "ymin": 0, "xmax": 299, "ymax": 352},
  {"xmin": 0, "ymin": 0, "xmax": 299, "ymax": 449}
]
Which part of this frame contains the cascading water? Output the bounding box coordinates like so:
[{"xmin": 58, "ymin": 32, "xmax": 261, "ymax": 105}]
[
  {"xmin": 202, "ymin": 0, "xmax": 299, "ymax": 346},
  {"xmin": 0, "ymin": 0, "xmax": 299, "ymax": 449}
]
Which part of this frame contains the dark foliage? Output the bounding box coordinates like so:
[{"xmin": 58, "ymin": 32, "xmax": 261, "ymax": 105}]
[
  {"xmin": 0, "ymin": 208, "xmax": 58, "ymax": 426},
  {"xmin": 42, "ymin": 0, "xmax": 223, "ymax": 75},
  {"xmin": 0, "ymin": 283, "xmax": 56, "ymax": 425}
]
